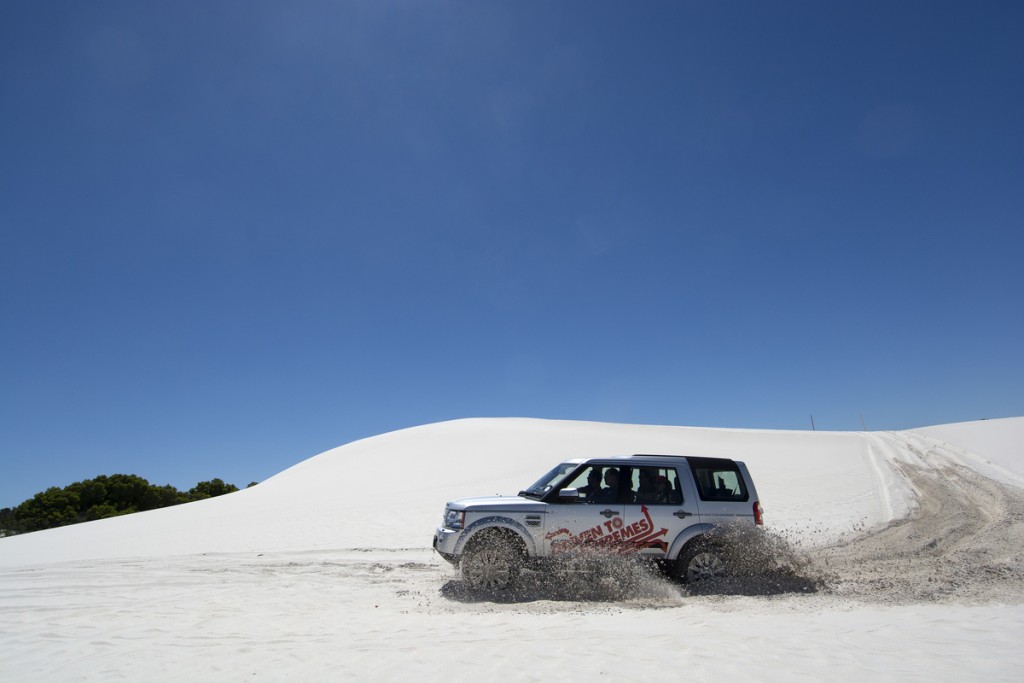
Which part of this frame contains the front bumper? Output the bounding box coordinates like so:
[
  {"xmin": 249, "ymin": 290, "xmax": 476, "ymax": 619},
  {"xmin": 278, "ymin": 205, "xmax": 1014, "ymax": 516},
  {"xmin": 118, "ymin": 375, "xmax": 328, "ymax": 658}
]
[{"xmin": 433, "ymin": 526, "xmax": 462, "ymax": 565}]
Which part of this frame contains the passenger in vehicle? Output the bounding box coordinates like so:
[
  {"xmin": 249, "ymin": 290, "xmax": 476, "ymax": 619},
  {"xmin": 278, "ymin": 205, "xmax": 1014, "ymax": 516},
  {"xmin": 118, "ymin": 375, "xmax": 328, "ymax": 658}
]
[
  {"xmin": 650, "ymin": 475, "xmax": 670, "ymax": 504},
  {"xmin": 635, "ymin": 468, "xmax": 657, "ymax": 503}
]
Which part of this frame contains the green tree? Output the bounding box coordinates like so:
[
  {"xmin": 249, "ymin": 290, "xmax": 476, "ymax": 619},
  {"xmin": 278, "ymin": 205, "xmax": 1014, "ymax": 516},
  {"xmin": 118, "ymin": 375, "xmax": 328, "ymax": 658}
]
[
  {"xmin": 142, "ymin": 484, "xmax": 188, "ymax": 510},
  {"xmin": 2, "ymin": 473, "xmax": 243, "ymax": 535},
  {"xmin": 188, "ymin": 478, "xmax": 239, "ymax": 501},
  {"xmin": 83, "ymin": 503, "xmax": 125, "ymax": 521},
  {"xmin": 0, "ymin": 507, "xmax": 15, "ymax": 537},
  {"xmin": 14, "ymin": 487, "xmax": 81, "ymax": 532}
]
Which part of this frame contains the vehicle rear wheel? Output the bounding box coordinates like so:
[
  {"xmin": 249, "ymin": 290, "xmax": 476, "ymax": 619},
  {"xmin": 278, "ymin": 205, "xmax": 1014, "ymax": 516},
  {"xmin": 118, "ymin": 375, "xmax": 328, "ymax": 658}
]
[
  {"xmin": 676, "ymin": 542, "xmax": 727, "ymax": 582},
  {"xmin": 461, "ymin": 533, "xmax": 523, "ymax": 590}
]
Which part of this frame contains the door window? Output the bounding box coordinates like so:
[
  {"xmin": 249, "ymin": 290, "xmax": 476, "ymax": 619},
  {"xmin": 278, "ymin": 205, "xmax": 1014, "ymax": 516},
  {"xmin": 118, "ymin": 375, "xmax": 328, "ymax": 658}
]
[
  {"xmin": 561, "ymin": 465, "xmax": 625, "ymax": 504},
  {"xmin": 630, "ymin": 466, "xmax": 683, "ymax": 505}
]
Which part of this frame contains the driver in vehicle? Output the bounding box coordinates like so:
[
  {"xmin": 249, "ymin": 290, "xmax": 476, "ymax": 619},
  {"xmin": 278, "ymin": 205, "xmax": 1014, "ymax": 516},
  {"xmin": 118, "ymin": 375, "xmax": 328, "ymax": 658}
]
[
  {"xmin": 595, "ymin": 468, "xmax": 621, "ymax": 503},
  {"xmin": 577, "ymin": 468, "xmax": 604, "ymax": 501}
]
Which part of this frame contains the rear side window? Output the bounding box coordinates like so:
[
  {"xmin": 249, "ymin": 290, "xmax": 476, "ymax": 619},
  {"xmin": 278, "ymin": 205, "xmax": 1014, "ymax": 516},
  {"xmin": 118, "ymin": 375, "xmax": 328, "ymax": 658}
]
[
  {"xmin": 629, "ymin": 466, "xmax": 683, "ymax": 505},
  {"xmin": 688, "ymin": 458, "xmax": 749, "ymax": 502}
]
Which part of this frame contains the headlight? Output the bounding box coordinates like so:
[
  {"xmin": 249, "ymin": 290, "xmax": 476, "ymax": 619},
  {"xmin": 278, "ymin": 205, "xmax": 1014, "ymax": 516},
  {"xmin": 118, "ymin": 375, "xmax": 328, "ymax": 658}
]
[{"xmin": 443, "ymin": 508, "xmax": 465, "ymax": 530}]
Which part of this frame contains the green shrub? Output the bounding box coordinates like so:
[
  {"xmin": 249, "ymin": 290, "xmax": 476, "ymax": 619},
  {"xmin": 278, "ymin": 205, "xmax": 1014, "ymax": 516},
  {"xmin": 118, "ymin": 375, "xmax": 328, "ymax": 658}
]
[{"xmin": 2, "ymin": 474, "xmax": 245, "ymax": 535}]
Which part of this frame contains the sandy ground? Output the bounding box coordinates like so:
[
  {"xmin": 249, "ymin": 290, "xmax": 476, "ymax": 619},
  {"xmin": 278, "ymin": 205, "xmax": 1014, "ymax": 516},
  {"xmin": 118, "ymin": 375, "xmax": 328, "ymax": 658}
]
[
  {"xmin": 2, "ymin": 418, "xmax": 1023, "ymax": 682},
  {"xmin": 2, "ymin": 544, "xmax": 1023, "ymax": 683}
]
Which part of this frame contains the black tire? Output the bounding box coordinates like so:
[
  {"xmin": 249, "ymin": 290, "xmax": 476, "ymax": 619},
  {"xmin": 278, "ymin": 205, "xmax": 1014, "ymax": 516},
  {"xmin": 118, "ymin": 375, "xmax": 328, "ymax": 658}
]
[
  {"xmin": 676, "ymin": 542, "xmax": 727, "ymax": 582},
  {"xmin": 460, "ymin": 532, "xmax": 524, "ymax": 591}
]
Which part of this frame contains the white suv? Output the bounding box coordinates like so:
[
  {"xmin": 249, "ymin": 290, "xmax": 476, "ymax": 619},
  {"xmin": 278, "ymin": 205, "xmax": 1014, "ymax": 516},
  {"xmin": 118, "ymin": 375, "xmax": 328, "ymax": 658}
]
[{"xmin": 433, "ymin": 454, "xmax": 763, "ymax": 590}]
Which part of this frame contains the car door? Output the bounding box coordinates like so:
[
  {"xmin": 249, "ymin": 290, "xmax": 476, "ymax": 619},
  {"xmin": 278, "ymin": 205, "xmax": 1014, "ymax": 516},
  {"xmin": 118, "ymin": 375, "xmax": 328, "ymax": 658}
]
[
  {"xmin": 620, "ymin": 464, "xmax": 701, "ymax": 558},
  {"xmin": 541, "ymin": 464, "xmax": 624, "ymax": 557}
]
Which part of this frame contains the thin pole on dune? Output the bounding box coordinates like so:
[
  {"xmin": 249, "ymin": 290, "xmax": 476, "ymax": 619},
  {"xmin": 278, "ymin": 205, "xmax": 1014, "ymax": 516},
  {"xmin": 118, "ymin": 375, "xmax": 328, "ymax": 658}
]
[
  {"xmin": 860, "ymin": 414, "xmax": 868, "ymax": 431},
  {"xmin": 810, "ymin": 414, "xmax": 816, "ymax": 431}
]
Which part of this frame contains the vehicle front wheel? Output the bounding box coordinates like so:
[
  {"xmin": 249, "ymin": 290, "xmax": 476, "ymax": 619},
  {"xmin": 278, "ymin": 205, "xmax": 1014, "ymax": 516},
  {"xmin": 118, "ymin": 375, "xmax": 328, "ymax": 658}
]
[
  {"xmin": 460, "ymin": 535, "xmax": 523, "ymax": 590},
  {"xmin": 676, "ymin": 542, "xmax": 727, "ymax": 582}
]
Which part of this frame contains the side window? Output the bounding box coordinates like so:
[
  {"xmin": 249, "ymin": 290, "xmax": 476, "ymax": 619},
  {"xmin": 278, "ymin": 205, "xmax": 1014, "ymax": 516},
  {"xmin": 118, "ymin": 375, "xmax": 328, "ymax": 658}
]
[
  {"xmin": 689, "ymin": 459, "xmax": 749, "ymax": 502},
  {"xmin": 631, "ymin": 466, "xmax": 683, "ymax": 505},
  {"xmin": 562, "ymin": 465, "xmax": 625, "ymax": 504}
]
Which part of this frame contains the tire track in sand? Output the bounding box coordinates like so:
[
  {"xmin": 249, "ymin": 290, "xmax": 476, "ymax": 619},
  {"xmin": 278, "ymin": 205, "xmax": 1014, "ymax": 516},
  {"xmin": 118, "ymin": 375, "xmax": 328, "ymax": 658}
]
[{"xmin": 811, "ymin": 433, "xmax": 1024, "ymax": 604}]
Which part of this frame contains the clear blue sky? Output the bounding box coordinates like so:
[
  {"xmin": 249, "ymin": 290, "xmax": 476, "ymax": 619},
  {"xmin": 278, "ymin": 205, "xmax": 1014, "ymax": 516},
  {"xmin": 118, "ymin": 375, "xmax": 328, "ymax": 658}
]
[{"xmin": 2, "ymin": 1, "xmax": 1022, "ymax": 507}]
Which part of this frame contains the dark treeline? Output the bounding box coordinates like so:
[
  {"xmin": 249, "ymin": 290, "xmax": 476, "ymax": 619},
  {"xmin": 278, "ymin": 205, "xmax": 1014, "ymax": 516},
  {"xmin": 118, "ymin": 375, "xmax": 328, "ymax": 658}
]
[{"xmin": 0, "ymin": 474, "xmax": 255, "ymax": 537}]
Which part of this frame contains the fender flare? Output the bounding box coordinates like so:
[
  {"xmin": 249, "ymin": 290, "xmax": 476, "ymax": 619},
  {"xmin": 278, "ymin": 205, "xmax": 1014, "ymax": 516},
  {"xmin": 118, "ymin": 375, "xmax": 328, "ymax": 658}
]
[
  {"xmin": 454, "ymin": 516, "xmax": 537, "ymax": 557},
  {"xmin": 666, "ymin": 523, "xmax": 719, "ymax": 561}
]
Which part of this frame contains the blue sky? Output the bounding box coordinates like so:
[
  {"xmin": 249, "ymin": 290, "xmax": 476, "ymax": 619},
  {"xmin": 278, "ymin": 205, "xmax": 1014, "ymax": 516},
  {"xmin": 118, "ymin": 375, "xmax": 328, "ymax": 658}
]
[{"xmin": 2, "ymin": 1, "xmax": 1022, "ymax": 507}]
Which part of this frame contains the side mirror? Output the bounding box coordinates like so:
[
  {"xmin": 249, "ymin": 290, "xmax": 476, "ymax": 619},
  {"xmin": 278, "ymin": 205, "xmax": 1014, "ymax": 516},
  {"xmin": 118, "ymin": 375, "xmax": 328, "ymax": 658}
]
[{"xmin": 558, "ymin": 488, "xmax": 580, "ymax": 501}]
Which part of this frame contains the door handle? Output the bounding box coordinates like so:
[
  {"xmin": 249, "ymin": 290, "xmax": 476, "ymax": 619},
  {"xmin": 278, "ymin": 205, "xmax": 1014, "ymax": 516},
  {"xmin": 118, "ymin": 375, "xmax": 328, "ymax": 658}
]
[
  {"xmin": 600, "ymin": 509, "xmax": 619, "ymax": 518},
  {"xmin": 673, "ymin": 510, "xmax": 693, "ymax": 518}
]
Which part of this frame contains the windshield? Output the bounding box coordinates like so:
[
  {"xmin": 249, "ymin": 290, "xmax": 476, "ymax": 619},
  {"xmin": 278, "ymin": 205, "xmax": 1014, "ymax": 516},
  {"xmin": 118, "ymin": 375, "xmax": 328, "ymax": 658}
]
[{"xmin": 519, "ymin": 462, "xmax": 578, "ymax": 499}]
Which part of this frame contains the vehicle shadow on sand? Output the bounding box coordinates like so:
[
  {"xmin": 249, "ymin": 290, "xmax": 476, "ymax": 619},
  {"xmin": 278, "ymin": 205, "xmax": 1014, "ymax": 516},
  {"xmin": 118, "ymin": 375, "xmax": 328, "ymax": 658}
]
[
  {"xmin": 440, "ymin": 562, "xmax": 821, "ymax": 604},
  {"xmin": 678, "ymin": 571, "xmax": 821, "ymax": 597}
]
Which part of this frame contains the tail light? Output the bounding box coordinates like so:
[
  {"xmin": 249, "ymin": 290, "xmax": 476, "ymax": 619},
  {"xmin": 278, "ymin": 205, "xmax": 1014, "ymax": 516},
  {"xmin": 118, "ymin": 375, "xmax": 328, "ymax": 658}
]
[{"xmin": 753, "ymin": 501, "xmax": 764, "ymax": 526}]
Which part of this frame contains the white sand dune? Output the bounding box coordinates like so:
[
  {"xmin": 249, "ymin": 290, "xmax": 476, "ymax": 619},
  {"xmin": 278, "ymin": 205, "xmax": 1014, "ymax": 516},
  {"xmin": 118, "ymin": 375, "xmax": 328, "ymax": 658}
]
[{"xmin": 2, "ymin": 417, "xmax": 1023, "ymax": 682}]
